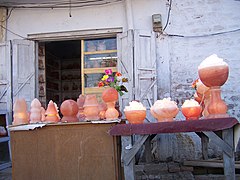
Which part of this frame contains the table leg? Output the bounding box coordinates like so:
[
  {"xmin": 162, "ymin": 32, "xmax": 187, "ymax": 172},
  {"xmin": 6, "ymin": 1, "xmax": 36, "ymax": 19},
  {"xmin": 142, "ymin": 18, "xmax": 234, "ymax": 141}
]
[
  {"xmin": 121, "ymin": 136, "xmax": 135, "ymax": 180},
  {"xmin": 223, "ymin": 128, "xmax": 235, "ymax": 180},
  {"xmin": 196, "ymin": 132, "xmax": 209, "ymax": 160}
]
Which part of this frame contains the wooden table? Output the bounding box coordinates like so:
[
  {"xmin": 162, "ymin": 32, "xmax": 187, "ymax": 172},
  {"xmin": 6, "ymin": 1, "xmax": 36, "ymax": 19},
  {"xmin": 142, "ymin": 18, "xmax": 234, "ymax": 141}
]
[
  {"xmin": 109, "ymin": 117, "xmax": 239, "ymax": 180},
  {"xmin": 10, "ymin": 122, "xmax": 122, "ymax": 180}
]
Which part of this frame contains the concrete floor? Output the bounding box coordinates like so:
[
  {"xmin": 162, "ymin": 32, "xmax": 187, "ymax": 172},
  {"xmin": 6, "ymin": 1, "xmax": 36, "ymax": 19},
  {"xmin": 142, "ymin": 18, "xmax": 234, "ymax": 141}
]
[{"xmin": 0, "ymin": 168, "xmax": 12, "ymax": 180}]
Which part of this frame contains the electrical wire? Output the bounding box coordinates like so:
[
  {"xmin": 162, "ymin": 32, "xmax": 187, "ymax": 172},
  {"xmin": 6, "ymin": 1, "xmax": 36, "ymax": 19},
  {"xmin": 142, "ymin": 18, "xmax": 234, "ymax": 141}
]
[
  {"xmin": 162, "ymin": 28, "xmax": 240, "ymax": 38},
  {"xmin": 0, "ymin": 24, "xmax": 27, "ymax": 39},
  {"xmin": 163, "ymin": 0, "xmax": 173, "ymax": 31}
]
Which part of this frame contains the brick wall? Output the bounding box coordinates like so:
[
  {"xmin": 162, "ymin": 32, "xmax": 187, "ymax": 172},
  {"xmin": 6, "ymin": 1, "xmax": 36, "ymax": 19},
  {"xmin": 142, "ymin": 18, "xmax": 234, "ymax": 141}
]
[{"xmin": 155, "ymin": 0, "xmax": 240, "ymax": 161}]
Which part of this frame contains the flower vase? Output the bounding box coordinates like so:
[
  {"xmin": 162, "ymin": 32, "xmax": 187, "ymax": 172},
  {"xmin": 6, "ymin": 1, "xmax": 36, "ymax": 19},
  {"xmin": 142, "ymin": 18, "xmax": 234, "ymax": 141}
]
[
  {"xmin": 207, "ymin": 86, "xmax": 228, "ymax": 118},
  {"xmin": 105, "ymin": 101, "xmax": 119, "ymax": 120}
]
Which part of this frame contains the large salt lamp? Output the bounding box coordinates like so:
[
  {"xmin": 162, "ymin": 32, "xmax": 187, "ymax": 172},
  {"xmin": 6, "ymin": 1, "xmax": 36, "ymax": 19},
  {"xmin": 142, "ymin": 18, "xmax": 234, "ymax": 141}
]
[
  {"xmin": 13, "ymin": 98, "xmax": 29, "ymax": 125},
  {"xmin": 102, "ymin": 87, "xmax": 119, "ymax": 120},
  {"xmin": 181, "ymin": 99, "xmax": 202, "ymax": 120},
  {"xmin": 150, "ymin": 98, "xmax": 179, "ymax": 122},
  {"xmin": 60, "ymin": 100, "xmax": 79, "ymax": 123},
  {"xmin": 83, "ymin": 94, "xmax": 99, "ymax": 120},
  {"xmin": 44, "ymin": 100, "xmax": 60, "ymax": 123},
  {"xmin": 124, "ymin": 101, "xmax": 146, "ymax": 124},
  {"xmin": 198, "ymin": 54, "xmax": 229, "ymax": 118},
  {"xmin": 30, "ymin": 98, "xmax": 42, "ymax": 123}
]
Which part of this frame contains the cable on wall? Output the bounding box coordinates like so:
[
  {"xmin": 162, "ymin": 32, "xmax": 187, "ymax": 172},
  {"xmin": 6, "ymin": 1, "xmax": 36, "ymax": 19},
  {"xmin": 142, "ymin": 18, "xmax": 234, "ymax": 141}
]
[
  {"xmin": 0, "ymin": 24, "xmax": 27, "ymax": 39},
  {"xmin": 0, "ymin": 8, "xmax": 14, "ymax": 23},
  {"xmin": 162, "ymin": 0, "xmax": 173, "ymax": 31}
]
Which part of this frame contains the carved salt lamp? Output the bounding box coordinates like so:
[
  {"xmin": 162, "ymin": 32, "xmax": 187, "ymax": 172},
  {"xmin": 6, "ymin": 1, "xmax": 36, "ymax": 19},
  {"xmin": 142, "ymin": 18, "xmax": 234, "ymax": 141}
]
[
  {"xmin": 83, "ymin": 94, "xmax": 99, "ymax": 120},
  {"xmin": 41, "ymin": 107, "xmax": 46, "ymax": 121},
  {"xmin": 77, "ymin": 95, "xmax": 86, "ymax": 121},
  {"xmin": 124, "ymin": 101, "xmax": 146, "ymax": 124},
  {"xmin": 198, "ymin": 54, "xmax": 229, "ymax": 118},
  {"xmin": 150, "ymin": 98, "xmax": 179, "ymax": 122},
  {"xmin": 44, "ymin": 100, "xmax": 60, "ymax": 123},
  {"xmin": 98, "ymin": 102, "xmax": 107, "ymax": 120},
  {"xmin": 60, "ymin": 100, "xmax": 79, "ymax": 123},
  {"xmin": 181, "ymin": 99, "xmax": 202, "ymax": 120},
  {"xmin": 102, "ymin": 87, "xmax": 119, "ymax": 120},
  {"xmin": 13, "ymin": 98, "xmax": 29, "ymax": 125},
  {"xmin": 30, "ymin": 98, "xmax": 42, "ymax": 123}
]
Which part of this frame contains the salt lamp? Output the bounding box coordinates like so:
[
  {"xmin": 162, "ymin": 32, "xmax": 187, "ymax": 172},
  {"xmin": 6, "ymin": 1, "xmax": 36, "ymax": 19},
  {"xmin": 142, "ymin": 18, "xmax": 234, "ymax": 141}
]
[
  {"xmin": 98, "ymin": 102, "xmax": 107, "ymax": 120},
  {"xmin": 60, "ymin": 100, "xmax": 79, "ymax": 123},
  {"xmin": 102, "ymin": 87, "xmax": 119, "ymax": 120},
  {"xmin": 181, "ymin": 99, "xmax": 202, "ymax": 120},
  {"xmin": 83, "ymin": 94, "xmax": 99, "ymax": 120},
  {"xmin": 77, "ymin": 95, "xmax": 86, "ymax": 121},
  {"xmin": 124, "ymin": 101, "xmax": 146, "ymax": 124},
  {"xmin": 13, "ymin": 98, "xmax": 29, "ymax": 125},
  {"xmin": 44, "ymin": 100, "xmax": 60, "ymax": 123},
  {"xmin": 150, "ymin": 98, "xmax": 179, "ymax": 122},
  {"xmin": 40, "ymin": 107, "xmax": 46, "ymax": 121},
  {"xmin": 30, "ymin": 98, "xmax": 42, "ymax": 123},
  {"xmin": 198, "ymin": 54, "xmax": 229, "ymax": 118}
]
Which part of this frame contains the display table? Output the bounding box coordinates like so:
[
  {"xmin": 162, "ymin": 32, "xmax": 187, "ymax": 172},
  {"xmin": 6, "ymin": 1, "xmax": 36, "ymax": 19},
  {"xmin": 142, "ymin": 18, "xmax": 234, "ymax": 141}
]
[
  {"xmin": 9, "ymin": 122, "xmax": 122, "ymax": 180},
  {"xmin": 109, "ymin": 117, "xmax": 239, "ymax": 180}
]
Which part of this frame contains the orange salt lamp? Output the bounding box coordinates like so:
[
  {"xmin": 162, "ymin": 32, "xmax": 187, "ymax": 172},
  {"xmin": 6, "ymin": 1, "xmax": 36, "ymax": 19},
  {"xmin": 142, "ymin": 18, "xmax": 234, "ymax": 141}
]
[
  {"xmin": 124, "ymin": 101, "xmax": 146, "ymax": 124},
  {"xmin": 44, "ymin": 100, "xmax": 60, "ymax": 123},
  {"xmin": 83, "ymin": 94, "xmax": 99, "ymax": 120},
  {"xmin": 13, "ymin": 98, "xmax": 29, "ymax": 125},
  {"xmin": 30, "ymin": 98, "xmax": 42, "ymax": 123},
  {"xmin": 102, "ymin": 87, "xmax": 119, "ymax": 120},
  {"xmin": 40, "ymin": 107, "xmax": 46, "ymax": 121},
  {"xmin": 198, "ymin": 54, "xmax": 229, "ymax": 118},
  {"xmin": 60, "ymin": 100, "xmax": 79, "ymax": 123},
  {"xmin": 181, "ymin": 99, "xmax": 202, "ymax": 120}
]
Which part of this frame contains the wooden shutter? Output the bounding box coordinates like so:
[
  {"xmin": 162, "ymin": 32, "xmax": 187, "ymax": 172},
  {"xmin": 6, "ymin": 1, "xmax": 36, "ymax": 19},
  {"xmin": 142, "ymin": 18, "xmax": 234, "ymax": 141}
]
[
  {"xmin": 117, "ymin": 30, "xmax": 134, "ymax": 112},
  {"xmin": 0, "ymin": 41, "xmax": 11, "ymax": 113},
  {"xmin": 134, "ymin": 30, "xmax": 157, "ymax": 122},
  {"xmin": 12, "ymin": 40, "xmax": 35, "ymax": 109}
]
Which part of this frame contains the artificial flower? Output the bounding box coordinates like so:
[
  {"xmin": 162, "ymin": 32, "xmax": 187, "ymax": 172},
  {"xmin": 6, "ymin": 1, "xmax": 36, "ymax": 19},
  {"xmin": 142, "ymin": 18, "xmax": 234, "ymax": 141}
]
[{"xmin": 98, "ymin": 69, "xmax": 128, "ymax": 96}]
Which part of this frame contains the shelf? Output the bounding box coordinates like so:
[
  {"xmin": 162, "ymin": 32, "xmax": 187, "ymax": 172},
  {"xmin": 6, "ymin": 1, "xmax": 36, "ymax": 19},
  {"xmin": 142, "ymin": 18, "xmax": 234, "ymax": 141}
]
[
  {"xmin": 84, "ymin": 50, "xmax": 117, "ymax": 55},
  {"xmin": 61, "ymin": 69, "xmax": 81, "ymax": 72},
  {"xmin": 84, "ymin": 87, "xmax": 105, "ymax": 94},
  {"xmin": 84, "ymin": 67, "xmax": 117, "ymax": 74},
  {"xmin": 62, "ymin": 90, "xmax": 80, "ymax": 93},
  {"xmin": 61, "ymin": 79, "xmax": 81, "ymax": 82}
]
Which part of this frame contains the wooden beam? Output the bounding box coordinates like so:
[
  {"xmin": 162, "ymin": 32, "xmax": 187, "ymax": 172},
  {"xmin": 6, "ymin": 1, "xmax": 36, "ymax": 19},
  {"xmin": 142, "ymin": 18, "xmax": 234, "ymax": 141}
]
[{"xmin": 183, "ymin": 160, "xmax": 240, "ymax": 169}]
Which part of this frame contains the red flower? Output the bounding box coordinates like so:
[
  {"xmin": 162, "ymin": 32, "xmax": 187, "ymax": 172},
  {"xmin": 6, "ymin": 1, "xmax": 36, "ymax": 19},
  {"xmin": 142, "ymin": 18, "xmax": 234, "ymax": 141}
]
[
  {"xmin": 115, "ymin": 72, "xmax": 122, "ymax": 77},
  {"xmin": 98, "ymin": 81, "xmax": 104, "ymax": 87}
]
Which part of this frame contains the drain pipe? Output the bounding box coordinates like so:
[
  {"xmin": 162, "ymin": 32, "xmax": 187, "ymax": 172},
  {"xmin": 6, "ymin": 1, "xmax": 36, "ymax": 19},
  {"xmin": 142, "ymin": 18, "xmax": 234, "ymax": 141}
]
[{"xmin": 125, "ymin": 0, "xmax": 134, "ymax": 30}]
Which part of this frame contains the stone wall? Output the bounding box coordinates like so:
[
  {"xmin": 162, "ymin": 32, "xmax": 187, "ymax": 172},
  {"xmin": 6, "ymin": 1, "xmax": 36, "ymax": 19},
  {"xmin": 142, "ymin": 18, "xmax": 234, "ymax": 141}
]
[{"xmin": 0, "ymin": 8, "xmax": 7, "ymax": 42}]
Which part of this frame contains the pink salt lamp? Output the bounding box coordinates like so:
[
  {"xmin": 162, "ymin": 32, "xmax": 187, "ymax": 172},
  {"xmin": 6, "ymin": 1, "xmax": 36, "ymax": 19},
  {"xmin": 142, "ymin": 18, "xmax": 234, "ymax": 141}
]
[
  {"xmin": 41, "ymin": 107, "xmax": 46, "ymax": 121},
  {"xmin": 150, "ymin": 98, "xmax": 179, "ymax": 122},
  {"xmin": 77, "ymin": 95, "xmax": 86, "ymax": 121},
  {"xmin": 13, "ymin": 98, "xmax": 29, "ymax": 125},
  {"xmin": 60, "ymin": 100, "xmax": 79, "ymax": 123},
  {"xmin": 44, "ymin": 100, "xmax": 60, "ymax": 123},
  {"xmin": 83, "ymin": 94, "xmax": 99, "ymax": 120},
  {"xmin": 30, "ymin": 98, "xmax": 42, "ymax": 123},
  {"xmin": 98, "ymin": 102, "xmax": 107, "ymax": 120},
  {"xmin": 124, "ymin": 101, "xmax": 146, "ymax": 124},
  {"xmin": 198, "ymin": 54, "xmax": 229, "ymax": 118}
]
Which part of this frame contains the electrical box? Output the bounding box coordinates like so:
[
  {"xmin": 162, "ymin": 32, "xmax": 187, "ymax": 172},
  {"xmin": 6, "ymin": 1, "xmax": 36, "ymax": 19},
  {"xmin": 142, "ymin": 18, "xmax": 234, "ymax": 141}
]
[{"xmin": 152, "ymin": 14, "xmax": 162, "ymax": 32}]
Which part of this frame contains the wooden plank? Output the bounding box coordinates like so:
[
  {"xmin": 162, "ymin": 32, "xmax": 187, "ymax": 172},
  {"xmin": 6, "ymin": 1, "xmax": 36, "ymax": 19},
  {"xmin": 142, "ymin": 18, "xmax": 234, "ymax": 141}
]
[
  {"xmin": 203, "ymin": 131, "xmax": 233, "ymax": 158},
  {"xmin": 222, "ymin": 128, "xmax": 235, "ymax": 180},
  {"xmin": 84, "ymin": 67, "xmax": 117, "ymax": 74},
  {"xmin": 123, "ymin": 135, "xmax": 149, "ymax": 166},
  {"xmin": 143, "ymin": 136, "xmax": 152, "ymax": 163},
  {"xmin": 81, "ymin": 40, "xmax": 85, "ymax": 94},
  {"xmin": 109, "ymin": 118, "xmax": 239, "ymax": 136},
  {"xmin": 121, "ymin": 136, "xmax": 135, "ymax": 180},
  {"xmin": 84, "ymin": 49, "xmax": 117, "ymax": 55},
  {"xmin": 184, "ymin": 160, "xmax": 240, "ymax": 169},
  {"xmin": 196, "ymin": 132, "xmax": 209, "ymax": 160}
]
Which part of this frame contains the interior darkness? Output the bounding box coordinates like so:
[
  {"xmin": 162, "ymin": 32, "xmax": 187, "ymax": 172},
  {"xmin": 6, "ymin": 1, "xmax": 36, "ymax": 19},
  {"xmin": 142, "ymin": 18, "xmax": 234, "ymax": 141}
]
[{"xmin": 45, "ymin": 40, "xmax": 81, "ymax": 106}]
